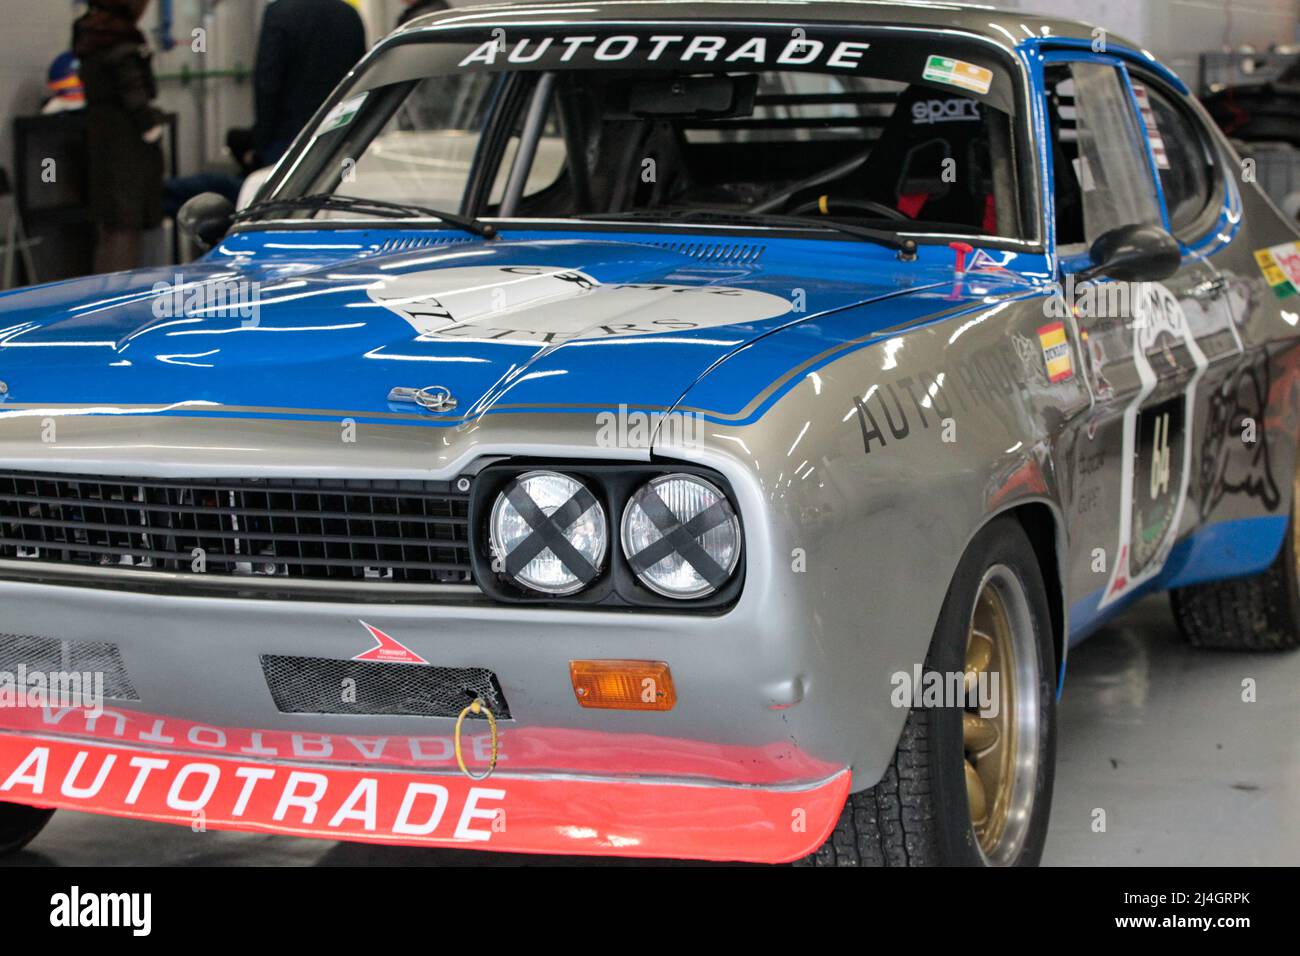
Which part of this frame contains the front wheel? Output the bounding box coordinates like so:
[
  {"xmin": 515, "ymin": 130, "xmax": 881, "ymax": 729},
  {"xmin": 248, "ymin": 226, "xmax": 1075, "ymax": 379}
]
[
  {"xmin": 800, "ymin": 517, "xmax": 1057, "ymax": 866},
  {"xmin": 0, "ymin": 802, "xmax": 55, "ymax": 857}
]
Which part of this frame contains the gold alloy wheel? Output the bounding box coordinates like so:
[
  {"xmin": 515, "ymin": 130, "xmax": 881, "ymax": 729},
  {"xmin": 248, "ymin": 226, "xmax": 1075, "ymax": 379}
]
[{"xmin": 962, "ymin": 565, "xmax": 1040, "ymax": 864}]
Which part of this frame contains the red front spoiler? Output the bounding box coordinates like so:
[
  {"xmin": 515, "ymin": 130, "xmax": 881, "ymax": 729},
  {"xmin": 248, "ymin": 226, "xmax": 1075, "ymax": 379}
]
[{"xmin": 0, "ymin": 732, "xmax": 849, "ymax": 863}]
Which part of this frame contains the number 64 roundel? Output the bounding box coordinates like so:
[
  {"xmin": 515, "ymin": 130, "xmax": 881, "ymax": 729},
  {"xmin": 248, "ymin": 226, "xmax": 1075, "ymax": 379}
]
[{"xmin": 1100, "ymin": 283, "xmax": 1208, "ymax": 608}]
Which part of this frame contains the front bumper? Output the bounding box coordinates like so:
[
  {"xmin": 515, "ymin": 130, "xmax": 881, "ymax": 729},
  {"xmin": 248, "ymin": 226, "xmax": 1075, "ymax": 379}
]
[
  {"xmin": 0, "ymin": 731, "xmax": 848, "ymax": 862},
  {"xmin": 0, "ymin": 578, "xmax": 850, "ymax": 862}
]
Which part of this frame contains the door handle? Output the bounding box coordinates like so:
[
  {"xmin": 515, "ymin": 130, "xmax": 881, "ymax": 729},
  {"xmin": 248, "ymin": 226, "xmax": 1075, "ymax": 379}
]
[{"xmin": 1190, "ymin": 277, "xmax": 1227, "ymax": 300}]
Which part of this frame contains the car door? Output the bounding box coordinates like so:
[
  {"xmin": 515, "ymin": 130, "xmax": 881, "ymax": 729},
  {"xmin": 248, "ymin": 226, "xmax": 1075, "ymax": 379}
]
[{"xmin": 1042, "ymin": 56, "xmax": 1239, "ymax": 630}]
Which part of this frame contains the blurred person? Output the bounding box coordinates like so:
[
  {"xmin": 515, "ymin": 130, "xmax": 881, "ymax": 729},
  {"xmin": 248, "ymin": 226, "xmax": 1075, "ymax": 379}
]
[
  {"xmin": 251, "ymin": 0, "xmax": 366, "ymax": 168},
  {"xmin": 72, "ymin": 0, "xmax": 164, "ymax": 274},
  {"xmin": 397, "ymin": 0, "xmax": 449, "ymax": 27},
  {"xmin": 41, "ymin": 51, "xmax": 86, "ymax": 113}
]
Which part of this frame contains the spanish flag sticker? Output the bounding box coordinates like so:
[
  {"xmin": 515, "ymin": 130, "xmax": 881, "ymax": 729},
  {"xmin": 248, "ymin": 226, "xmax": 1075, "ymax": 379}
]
[{"xmin": 1037, "ymin": 321, "xmax": 1074, "ymax": 383}]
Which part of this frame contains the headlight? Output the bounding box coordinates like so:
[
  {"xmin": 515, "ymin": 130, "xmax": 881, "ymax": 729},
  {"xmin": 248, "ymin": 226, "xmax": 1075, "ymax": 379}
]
[
  {"xmin": 489, "ymin": 471, "xmax": 607, "ymax": 595},
  {"xmin": 621, "ymin": 474, "xmax": 741, "ymax": 599}
]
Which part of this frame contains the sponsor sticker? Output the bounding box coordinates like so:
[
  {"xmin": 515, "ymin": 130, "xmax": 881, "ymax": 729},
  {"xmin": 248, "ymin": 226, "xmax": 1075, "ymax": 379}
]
[
  {"xmin": 922, "ymin": 55, "xmax": 993, "ymax": 95},
  {"xmin": 318, "ymin": 92, "xmax": 368, "ymax": 134},
  {"xmin": 969, "ymin": 248, "xmax": 1016, "ymax": 274},
  {"xmin": 354, "ymin": 621, "xmax": 429, "ymax": 665},
  {"xmin": 1036, "ymin": 321, "xmax": 1074, "ymax": 382},
  {"xmin": 910, "ymin": 97, "xmax": 981, "ymax": 125},
  {"xmin": 1254, "ymin": 242, "xmax": 1300, "ymax": 298},
  {"xmin": 1131, "ymin": 84, "xmax": 1170, "ymax": 170}
]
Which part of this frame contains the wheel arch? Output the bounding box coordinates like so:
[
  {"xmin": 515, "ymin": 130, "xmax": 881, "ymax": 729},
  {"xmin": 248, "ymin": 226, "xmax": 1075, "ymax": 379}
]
[{"xmin": 978, "ymin": 499, "xmax": 1069, "ymax": 693}]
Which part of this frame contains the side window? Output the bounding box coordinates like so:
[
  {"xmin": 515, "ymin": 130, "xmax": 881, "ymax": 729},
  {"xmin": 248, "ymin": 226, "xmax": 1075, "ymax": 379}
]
[
  {"xmin": 1130, "ymin": 80, "xmax": 1216, "ymax": 235},
  {"xmin": 1045, "ymin": 62, "xmax": 1163, "ymax": 250}
]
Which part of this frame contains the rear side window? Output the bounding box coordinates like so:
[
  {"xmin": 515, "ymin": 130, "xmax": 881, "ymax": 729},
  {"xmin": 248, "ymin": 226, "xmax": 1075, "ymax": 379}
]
[
  {"xmin": 1131, "ymin": 80, "xmax": 1216, "ymax": 235},
  {"xmin": 1045, "ymin": 62, "xmax": 1164, "ymax": 249}
]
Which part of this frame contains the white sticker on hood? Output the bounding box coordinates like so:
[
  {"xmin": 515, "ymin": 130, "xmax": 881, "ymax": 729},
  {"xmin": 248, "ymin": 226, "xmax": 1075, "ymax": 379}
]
[{"xmin": 366, "ymin": 265, "xmax": 794, "ymax": 344}]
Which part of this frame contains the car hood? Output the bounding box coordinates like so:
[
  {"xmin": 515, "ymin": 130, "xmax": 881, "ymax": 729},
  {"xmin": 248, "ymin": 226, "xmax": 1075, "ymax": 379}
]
[{"xmin": 0, "ymin": 232, "xmax": 1029, "ymax": 421}]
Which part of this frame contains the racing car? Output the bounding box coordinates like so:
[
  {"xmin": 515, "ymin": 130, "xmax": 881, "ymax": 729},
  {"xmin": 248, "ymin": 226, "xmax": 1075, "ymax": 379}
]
[{"xmin": 1, "ymin": 1, "xmax": 1298, "ymax": 866}]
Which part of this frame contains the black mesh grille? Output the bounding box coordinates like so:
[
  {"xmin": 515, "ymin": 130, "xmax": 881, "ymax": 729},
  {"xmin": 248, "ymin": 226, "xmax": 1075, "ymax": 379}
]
[
  {"xmin": 0, "ymin": 633, "xmax": 139, "ymax": 701},
  {"xmin": 260, "ymin": 654, "xmax": 509, "ymax": 718},
  {"xmin": 0, "ymin": 471, "xmax": 472, "ymax": 586}
]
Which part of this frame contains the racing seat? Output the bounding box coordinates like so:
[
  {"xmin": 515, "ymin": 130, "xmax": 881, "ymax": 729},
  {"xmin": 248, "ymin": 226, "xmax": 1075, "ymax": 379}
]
[
  {"xmin": 785, "ymin": 84, "xmax": 998, "ymax": 231},
  {"xmin": 607, "ymin": 119, "xmax": 692, "ymax": 211}
]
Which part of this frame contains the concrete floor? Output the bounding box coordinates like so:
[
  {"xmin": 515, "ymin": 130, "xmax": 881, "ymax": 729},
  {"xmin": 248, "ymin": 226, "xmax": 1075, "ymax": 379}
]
[{"xmin": 4, "ymin": 594, "xmax": 1297, "ymax": 866}]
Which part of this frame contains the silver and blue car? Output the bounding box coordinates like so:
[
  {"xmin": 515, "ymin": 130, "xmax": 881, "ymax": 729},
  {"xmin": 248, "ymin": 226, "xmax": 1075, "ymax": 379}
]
[{"xmin": 1, "ymin": 1, "xmax": 1298, "ymax": 865}]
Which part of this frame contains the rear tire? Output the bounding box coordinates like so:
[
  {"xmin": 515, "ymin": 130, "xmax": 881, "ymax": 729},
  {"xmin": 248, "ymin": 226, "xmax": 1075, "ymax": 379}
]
[
  {"xmin": 1170, "ymin": 473, "xmax": 1300, "ymax": 652},
  {"xmin": 799, "ymin": 517, "xmax": 1057, "ymax": 866},
  {"xmin": 0, "ymin": 802, "xmax": 55, "ymax": 857}
]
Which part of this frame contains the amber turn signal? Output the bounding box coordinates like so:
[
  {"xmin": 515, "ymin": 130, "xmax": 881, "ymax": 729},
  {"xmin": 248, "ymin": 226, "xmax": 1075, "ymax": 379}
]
[{"xmin": 569, "ymin": 660, "xmax": 676, "ymax": 710}]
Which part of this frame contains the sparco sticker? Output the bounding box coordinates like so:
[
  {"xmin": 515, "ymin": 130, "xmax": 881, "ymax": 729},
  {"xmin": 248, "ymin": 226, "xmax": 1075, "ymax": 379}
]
[{"xmin": 366, "ymin": 264, "xmax": 794, "ymax": 343}]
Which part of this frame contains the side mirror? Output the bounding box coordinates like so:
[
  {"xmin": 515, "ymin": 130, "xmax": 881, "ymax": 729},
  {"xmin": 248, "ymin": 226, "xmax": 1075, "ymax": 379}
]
[
  {"xmin": 178, "ymin": 192, "xmax": 235, "ymax": 251},
  {"xmin": 1078, "ymin": 223, "xmax": 1181, "ymax": 282}
]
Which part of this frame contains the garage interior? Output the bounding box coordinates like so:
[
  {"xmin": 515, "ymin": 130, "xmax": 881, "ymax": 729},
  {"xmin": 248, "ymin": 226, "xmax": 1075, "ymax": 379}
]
[{"xmin": 0, "ymin": 0, "xmax": 1297, "ymax": 867}]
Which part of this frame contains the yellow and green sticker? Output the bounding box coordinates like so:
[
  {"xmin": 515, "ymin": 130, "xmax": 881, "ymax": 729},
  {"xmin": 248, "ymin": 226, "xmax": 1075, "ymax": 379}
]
[
  {"xmin": 1255, "ymin": 242, "xmax": 1300, "ymax": 298},
  {"xmin": 922, "ymin": 55, "xmax": 993, "ymax": 95}
]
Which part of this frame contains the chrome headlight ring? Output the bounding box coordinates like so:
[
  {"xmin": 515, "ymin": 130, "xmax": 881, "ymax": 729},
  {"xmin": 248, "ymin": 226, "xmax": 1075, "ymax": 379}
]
[{"xmin": 488, "ymin": 470, "xmax": 608, "ymax": 596}]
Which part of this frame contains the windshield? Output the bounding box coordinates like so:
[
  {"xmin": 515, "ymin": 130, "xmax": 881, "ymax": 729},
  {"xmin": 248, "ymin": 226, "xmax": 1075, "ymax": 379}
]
[{"xmin": 258, "ymin": 24, "xmax": 1026, "ymax": 238}]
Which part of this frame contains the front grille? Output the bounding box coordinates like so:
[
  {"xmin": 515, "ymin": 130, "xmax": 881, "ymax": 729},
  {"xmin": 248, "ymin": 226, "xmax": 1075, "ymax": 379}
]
[
  {"xmin": 0, "ymin": 633, "xmax": 138, "ymax": 701},
  {"xmin": 0, "ymin": 471, "xmax": 472, "ymax": 586},
  {"xmin": 260, "ymin": 654, "xmax": 510, "ymax": 718}
]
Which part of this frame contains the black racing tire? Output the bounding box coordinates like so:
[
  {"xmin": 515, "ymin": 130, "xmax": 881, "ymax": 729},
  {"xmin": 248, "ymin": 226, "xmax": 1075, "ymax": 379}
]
[
  {"xmin": 0, "ymin": 802, "xmax": 56, "ymax": 857},
  {"xmin": 1170, "ymin": 496, "xmax": 1300, "ymax": 651},
  {"xmin": 798, "ymin": 517, "xmax": 1057, "ymax": 866}
]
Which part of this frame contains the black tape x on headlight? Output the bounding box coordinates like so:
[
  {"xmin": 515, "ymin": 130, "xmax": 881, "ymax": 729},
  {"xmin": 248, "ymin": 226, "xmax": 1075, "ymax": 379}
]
[{"xmin": 489, "ymin": 471, "xmax": 607, "ymax": 595}]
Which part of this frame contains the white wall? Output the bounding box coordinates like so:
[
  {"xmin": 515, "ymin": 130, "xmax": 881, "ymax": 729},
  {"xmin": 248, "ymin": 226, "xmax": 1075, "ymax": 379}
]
[
  {"xmin": 152, "ymin": 0, "xmax": 261, "ymax": 174},
  {"xmin": 0, "ymin": 0, "xmax": 81, "ymax": 178},
  {"xmin": 988, "ymin": 0, "xmax": 1300, "ymax": 87}
]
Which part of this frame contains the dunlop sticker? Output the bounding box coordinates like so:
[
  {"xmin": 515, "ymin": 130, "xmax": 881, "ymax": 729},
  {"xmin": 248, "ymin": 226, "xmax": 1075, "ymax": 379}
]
[
  {"xmin": 1037, "ymin": 321, "xmax": 1074, "ymax": 383},
  {"xmin": 922, "ymin": 55, "xmax": 993, "ymax": 95}
]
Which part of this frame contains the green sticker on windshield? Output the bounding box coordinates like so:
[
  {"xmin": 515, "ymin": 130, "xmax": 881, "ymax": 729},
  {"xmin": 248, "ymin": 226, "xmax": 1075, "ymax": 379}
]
[
  {"xmin": 318, "ymin": 92, "xmax": 368, "ymax": 134},
  {"xmin": 922, "ymin": 55, "xmax": 993, "ymax": 95}
]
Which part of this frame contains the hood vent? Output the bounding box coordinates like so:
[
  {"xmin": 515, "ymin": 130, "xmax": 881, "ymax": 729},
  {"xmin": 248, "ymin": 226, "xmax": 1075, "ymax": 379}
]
[
  {"xmin": 369, "ymin": 236, "xmax": 475, "ymax": 257},
  {"xmin": 651, "ymin": 241, "xmax": 765, "ymax": 264}
]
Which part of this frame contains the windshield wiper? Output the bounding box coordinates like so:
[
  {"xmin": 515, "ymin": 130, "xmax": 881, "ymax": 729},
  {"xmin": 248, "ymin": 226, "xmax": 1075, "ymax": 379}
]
[
  {"xmin": 582, "ymin": 208, "xmax": 918, "ymax": 255},
  {"xmin": 234, "ymin": 193, "xmax": 497, "ymax": 239}
]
